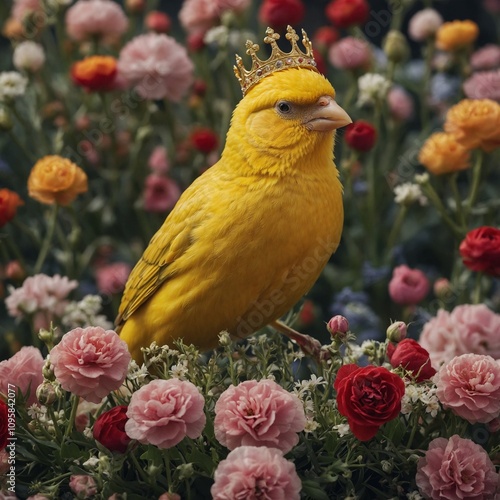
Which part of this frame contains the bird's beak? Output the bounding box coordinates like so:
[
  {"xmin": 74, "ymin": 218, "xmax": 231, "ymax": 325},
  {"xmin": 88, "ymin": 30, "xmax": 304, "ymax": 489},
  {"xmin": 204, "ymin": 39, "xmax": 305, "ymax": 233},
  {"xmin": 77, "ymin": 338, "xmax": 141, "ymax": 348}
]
[{"xmin": 304, "ymin": 96, "xmax": 352, "ymax": 132}]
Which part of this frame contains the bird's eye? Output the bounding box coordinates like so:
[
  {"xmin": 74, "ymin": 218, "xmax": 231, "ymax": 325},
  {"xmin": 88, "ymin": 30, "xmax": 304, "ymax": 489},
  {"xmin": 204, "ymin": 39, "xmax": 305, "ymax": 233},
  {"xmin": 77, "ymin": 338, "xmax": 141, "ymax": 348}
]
[{"xmin": 276, "ymin": 101, "xmax": 292, "ymax": 114}]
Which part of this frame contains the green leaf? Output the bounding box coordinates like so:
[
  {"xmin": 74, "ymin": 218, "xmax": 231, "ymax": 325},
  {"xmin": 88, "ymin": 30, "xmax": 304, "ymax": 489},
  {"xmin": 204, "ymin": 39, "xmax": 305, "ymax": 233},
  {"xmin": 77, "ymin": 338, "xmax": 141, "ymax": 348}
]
[{"xmin": 301, "ymin": 480, "xmax": 331, "ymax": 500}]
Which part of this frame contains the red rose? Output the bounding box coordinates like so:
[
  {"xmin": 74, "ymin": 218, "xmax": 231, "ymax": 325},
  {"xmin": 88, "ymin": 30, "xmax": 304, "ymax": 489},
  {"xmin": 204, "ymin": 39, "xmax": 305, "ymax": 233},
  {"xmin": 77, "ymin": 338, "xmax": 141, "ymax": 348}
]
[
  {"xmin": 93, "ymin": 405, "xmax": 131, "ymax": 453},
  {"xmin": 459, "ymin": 226, "xmax": 500, "ymax": 277},
  {"xmin": 344, "ymin": 120, "xmax": 377, "ymax": 152},
  {"xmin": 0, "ymin": 189, "xmax": 24, "ymax": 228},
  {"xmin": 387, "ymin": 339, "xmax": 436, "ymax": 382},
  {"xmin": 313, "ymin": 26, "xmax": 340, "ymax": 51},
  {"xmin": 258, "ymin": 0, "xmax": 305, "ymax": 30},
  {"xmin": 190, "ymin": 127, "xmax": 219, "ymax": 154},
  {"xmin": 334, "ymin": 364, "xmax": 405, "ymax": 441},
  {"xmin": 0, "ymin": 400, "xmax": 7, "ymax": 450},
  {"xmin": 326, "ymin": 0, "xmax": 370, "ymax": 29}
]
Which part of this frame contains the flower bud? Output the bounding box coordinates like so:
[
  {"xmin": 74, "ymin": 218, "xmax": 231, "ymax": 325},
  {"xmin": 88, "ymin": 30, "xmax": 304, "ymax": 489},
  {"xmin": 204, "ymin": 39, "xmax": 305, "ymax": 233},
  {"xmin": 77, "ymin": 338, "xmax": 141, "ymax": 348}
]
[
  {"xmin": 327, "ymin": 315, "xmax": 349, "ymax": 338},
  {"xmin": 36, "ymin": 382, "xmax": 57, "ymax": 406},
  {"xmin": 383, "ymin": 30, "xmax": 409, "ymax": 63},
  {"xmin": 433, "ymin": 278, "xmax": 452, "ymax": 301},
  {"xmin": 5, "ymin": 260, "xmax": 25, "ymax": 281},
  {"xmin": 218, "ymin": 331, "xmax": 232, "ymax": 347},
  {"xmin": 125, "ymin": 0, "xmax": 145, "ymax": 13},
  {"xmin": 42, "ymin": 359, "xmax": 55, "ymax": 381},
  {"xmin": 38, "ymin": 327, "xmax": 54, "ymax": 344},
  {"xmin": 177, "ymin": 463, "xmax": 194, "ymax": 480},
  {"xmin": 381, "ymin": 460, "xmax": 393, "ymax": 473},
  {"xmin": 386, "ymin": 321, "xmax": 407, "ymax": 343}
]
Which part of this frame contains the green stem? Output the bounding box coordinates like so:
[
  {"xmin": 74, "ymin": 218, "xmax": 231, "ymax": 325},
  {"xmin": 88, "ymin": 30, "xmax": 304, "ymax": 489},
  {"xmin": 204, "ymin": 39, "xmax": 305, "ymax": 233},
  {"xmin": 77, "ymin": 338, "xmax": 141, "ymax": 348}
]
[
  {"xmin": 472, "ymin": 272, "xmax": 483, "ymax": 304},
  {"xmin": 385, "ymin": 205, "xmax": 407, "ymax": 263},
  {"xmin": 63, "ymin": 393, "xmax": 79, "ymax": 441},
  {"xmin": 420, "ymin": 40, "xmax": 435, "ymax": 130},
  {"xmin": 34, "ymin": 204, "xmax": 59, "ymax": 274},
  {"xmin": 131, "ymin": 450, "xmax": 152, "ymax": 485},
  {"xmin": 464, "ymin": 150, "xmax": 484, "ymax": 222},
  {"xmin": 163, "ymin": 449, "xmax": 173, "ymax": 489},
  {"xmin": 47, "ymin": 405, "xmax": 64, "ymax": 443},
  {"xmin": 448, "ymin": 173, "xmax": 466, "ymax": 231}
]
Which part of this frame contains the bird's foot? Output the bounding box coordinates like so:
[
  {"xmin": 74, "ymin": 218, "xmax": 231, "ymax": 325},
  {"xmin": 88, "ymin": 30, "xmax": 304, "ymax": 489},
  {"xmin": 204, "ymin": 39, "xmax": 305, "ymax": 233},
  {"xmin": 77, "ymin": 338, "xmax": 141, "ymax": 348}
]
[{"xmin": 271, "ymin": 320, "xmax": 323, "ymax": 361}]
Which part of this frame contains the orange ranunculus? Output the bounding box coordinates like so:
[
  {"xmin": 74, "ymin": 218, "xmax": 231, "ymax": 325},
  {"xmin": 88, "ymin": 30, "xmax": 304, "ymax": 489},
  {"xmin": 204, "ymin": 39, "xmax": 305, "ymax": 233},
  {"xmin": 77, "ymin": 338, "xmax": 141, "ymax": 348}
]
[
  {"xmin": 444, "ymin": 99, "xmax": 500, "ymax": 152},
  {"xmin": 71, "ymin": 55, "xmax": 118, "ymax": 92},
  {"xmin": 418, "ymin": 132, "xmax": 470, "ymax": 175},
  {"xmin": 0, "ymin": 189, "xmax": 24, "ymax": 227},
  {"xmin": 27, "ymin": 155, "xmax": 88, "ymax": 206},
  {"xmin": 435, "ymin": 20, "xmax": 479, "ymax": 52}
]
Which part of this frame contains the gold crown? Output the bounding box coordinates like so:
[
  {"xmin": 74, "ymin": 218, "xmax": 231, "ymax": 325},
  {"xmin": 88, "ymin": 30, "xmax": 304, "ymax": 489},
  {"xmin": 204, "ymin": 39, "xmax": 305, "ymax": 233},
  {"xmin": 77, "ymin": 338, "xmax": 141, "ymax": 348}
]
[{"xmin": 234, "ymin": 25, "xmax": 318, "ymax": 96}]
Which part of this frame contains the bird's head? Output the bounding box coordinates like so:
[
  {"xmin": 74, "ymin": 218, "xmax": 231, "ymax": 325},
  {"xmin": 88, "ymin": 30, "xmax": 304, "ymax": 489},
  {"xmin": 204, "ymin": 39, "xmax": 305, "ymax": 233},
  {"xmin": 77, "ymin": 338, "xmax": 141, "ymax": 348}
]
[{"xmin": 224, "ymin": 67, "xmax": 351, "ymax": 176}]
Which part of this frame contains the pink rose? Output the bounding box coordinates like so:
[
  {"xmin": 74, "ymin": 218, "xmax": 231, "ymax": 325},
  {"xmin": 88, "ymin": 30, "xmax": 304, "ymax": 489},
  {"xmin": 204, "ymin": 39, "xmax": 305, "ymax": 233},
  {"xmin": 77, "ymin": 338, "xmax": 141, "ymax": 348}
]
[
  {"xmin": 463, "ymin": 70, "xmax": 500, "ymax": 101},
  {"xmin": 50, "ymin": 327, "xmax": 131, "ymax": 404},
  {"xmin": 388, "ymin": 265, "xmax": 430, "ymax": 305},
  {"xmin": 118, "ymin": 33, "xmax": 194, "ymax": 101},
  {"xmin": 148, "ymin": 146, "xmax": 170, "ymax": 174},
  {"xmin": 0, "ymin": 346, "xmax": 44, "ymax": 406},
  {"xmin": 214, "ymin": 379, "xmax": 306, "ymax": 453},
  {"xmin": 210, "ymin": 446, "xmax": 302, "ymax": 500},
  {"xmin": 95, "ymin": 262, "xmax": 131, "ymax": 296},
  {"xmin": 471, "ymin": 44, "xmax": 500, "ymax": 71},
  {"xmin": 143, "ymin": 174, "xmax": 181, "ymax": 213},
  {"xmin": 407, "ymin": 8, "xmax": 443, "ymax": 42},
  {"xmin": 328, "ymin": 36, "xmax": 372, "ymax": 70},
  {"xmin": 125, "ymin": 379, "xmax": 206, "ymax": 449},
  {"xmin": 435, "ymin": 354, "xmax": 500, "ymax": 424},
  {"xmin": 68, "ymin": 475, "xmax": 97, "ymax": 499},
  {"xmin": 11, "ymin": 0, "xmax": 40, "ymax": 22},
  {"xmin": 416, "ymin": 435, "xmax": 499, "ymax": 499},
  {"xmin": 65, "ymin": 0, "xmax": 129, "ymax": 42}
]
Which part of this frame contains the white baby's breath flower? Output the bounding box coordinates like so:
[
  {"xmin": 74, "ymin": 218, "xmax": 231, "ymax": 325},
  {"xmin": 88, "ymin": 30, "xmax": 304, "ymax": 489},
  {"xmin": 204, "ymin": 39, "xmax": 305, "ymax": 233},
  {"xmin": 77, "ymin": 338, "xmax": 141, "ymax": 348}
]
[
  {"xmin": 304, "ymin": 418, "xmax": 319, "ymax": 433},
  {"xmin": 357, "ymin": 73, "xmax": 391, "ymax": 106},
  {"xmin": 13, "ymin": 41, "xmax": 46, "ymax": 72},
  {"xmin": 204, "ymin": 25, "xmax": 229, "ymax": 47},
  {"xmin": 414, "ymin": 172, "xmax": 430, "ymax": 184},
  {"xmin": 334, "ymin": 423, "xmax": 351, "ymax": 437},
  {"xmin": 61, "ymin": 295, "xmax": 112, "ymax": 330},
  {"xmin": 0, "ymin": 71, "xmax": 28, "ymax": 102},
  {"xmin": 394, "ymin": 182, "xmax": 427, "ymax": 206},
  {"xmin": 82, "ymin": 456, "xmax": 100, "ymax": 470},
  {"xmin": 83, "ymin": 427, "xmax": 93, "ymax": 439},
  {"xmin": 407, "ymin": 491, "xmax": 424, "ymax": 500},
  {"xmin": 27, "ymin": 404, "xmax": 44, "ymax": 419},
  {"xmin": 127, "ymin": 360, "xmax": 149, "ymax": 383},
  {"xmin": 169, "ymin": 360, "xmax": 189, "ymax": 379}
]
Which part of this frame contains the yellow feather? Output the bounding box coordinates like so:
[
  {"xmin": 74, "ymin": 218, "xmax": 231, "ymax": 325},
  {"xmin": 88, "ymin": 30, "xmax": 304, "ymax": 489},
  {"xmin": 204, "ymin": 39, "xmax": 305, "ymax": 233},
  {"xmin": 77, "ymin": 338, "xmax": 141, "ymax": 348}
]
[{"xmin": 117, "ymin": 68, "xmax": 345, "ymax": 361}]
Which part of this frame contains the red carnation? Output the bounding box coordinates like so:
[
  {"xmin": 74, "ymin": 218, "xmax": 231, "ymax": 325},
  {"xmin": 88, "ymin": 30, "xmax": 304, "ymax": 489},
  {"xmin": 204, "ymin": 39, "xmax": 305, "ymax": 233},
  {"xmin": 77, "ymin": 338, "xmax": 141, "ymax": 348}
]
[
  {"xmin": 313, "ymin": 26, "xmax": 340, "ymax": 50},
  {"xmin": 93, "ymin": 405, "xmax": 131, "ymax": 453},
  {"xmin": 459, "ymin": 226, "xmax": 500, "ymax": 277},
  {"xmin": 326, "ymin": 0, "xmax": 370, "ymax": 29},
  {"xmin": 258, "ymin": 0, "xmax": 305, "ymax": 30},
  {"xmin": 344, "ymin": 120, "xmax": 377, "ymax": 152},
  {"xmin": 190, "ymin": 127, "xmax": 219, "ymax": 154},
  {"xmin": 71, "ymin": 56, "xmax": 118, "ymax": 92},
  {"xmin": 0, "ymin": 400, "xmax": 7, "ymax": 450},
  {"xmin": 334, "ymin": 364, "xmax": 405, "ymax": 441},
  {"xmin": 387, "ymin": 339, "xmax": 436, "ymax": 383}
]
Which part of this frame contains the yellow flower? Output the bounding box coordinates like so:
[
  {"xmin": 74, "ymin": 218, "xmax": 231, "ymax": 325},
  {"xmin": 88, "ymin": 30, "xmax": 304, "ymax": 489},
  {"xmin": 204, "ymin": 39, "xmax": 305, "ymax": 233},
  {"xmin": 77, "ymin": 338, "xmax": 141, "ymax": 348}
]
[
  {"xmin": 28, "ymin": 155, "xmax": 88, "ymax": 205},
  {"xmin": 418, "ymin": 132, "xmax": 470, "ymax": 175},
  {"xmin": 444, "ymin": 99, "xmax": 500, "ymax": 152},
  {"xmin": 435, "ymin": 20, "xmax": 479, "ymax": 51}
]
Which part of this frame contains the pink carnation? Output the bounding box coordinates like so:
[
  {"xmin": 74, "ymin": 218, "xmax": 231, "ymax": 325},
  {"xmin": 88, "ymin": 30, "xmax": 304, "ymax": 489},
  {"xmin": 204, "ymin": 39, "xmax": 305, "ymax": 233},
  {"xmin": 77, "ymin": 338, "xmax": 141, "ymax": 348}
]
[
  {"xmin": 463, "ymin": 70, "xmax": 500, "ymax": 101},
  {"xmin": 11, "ymin": 0, "xmax": 40, "ymax": 22},
  {"xmin": 471, "ymin": 44, "xmax": 500, "ymax": 70},
  {"xmin": 143, "ymin": 174, "xmax": 181, "ymax": 213},
  {"xmin": 68, "ymin": 475, "xmax": 97, "ymax": 499},
  {"xmin": 179, "ymin": 0, "xmax": 250, "ymax": 35},
  {"xmin": 50, "ymin": 327, "xmax": 131, "ymax": 404},
  {"xmin": 416, "ymin": 435, "xmax": 499, "ymax": 500},
  {"xmin": 125, "ymin": 379, "xmax": 206, "ymax": 449},
  {"xmin": 118, "ymin": 33, "xmax": 194, "ymax": 101},
  {"xmin": 214, "ymin": 379, "xmax": 306, "ymax": 453},
  {"xmin": 388, "ymin": 265, "xmax": 430, "ymax": 306},
  {"xmin": 0, "ymin": 346, "xmax": 44, "ymax": 406},
  {"xmin": 328, "ymin": 36, "xmax": 372, "ymax": 70},
  {"xmin": 419, "ymin": 304, "xmax": 500, "ymax": 368},
  {"xmin": 211, "ymin": 446, "xmax": 302, "ymax": 500},
  {"xmin": 407, "ymin": 8, "xmax": 443, "ymax": 42},
  {"xmin": 387, "ymin": 86, "xmax": 414, "ymax": 121},
  {"xmin": 5, "ymin": 274, "xmax": 78, "ymax": 330},
  {"xmin": 435, "ymin": 354, "xmax": 500, "ymax": 424},
  {"xmin": 65, "ymin": 0, "xmax": 129, "ymax": 42},
  {"xmin": 95, "ymin": 262, "xmax": 131, "ymax": 295},
  {"xmin": 148, "ymin": 145, "xmax": 170, "ymax": 174}
]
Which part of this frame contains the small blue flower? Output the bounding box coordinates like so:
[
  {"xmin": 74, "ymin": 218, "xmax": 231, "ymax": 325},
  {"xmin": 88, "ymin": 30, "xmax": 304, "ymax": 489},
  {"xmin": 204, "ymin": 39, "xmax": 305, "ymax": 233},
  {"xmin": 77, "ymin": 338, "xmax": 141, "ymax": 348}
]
[{"xmin": 430, "ymin": 73, "xmax": 461, "ymax": 103}]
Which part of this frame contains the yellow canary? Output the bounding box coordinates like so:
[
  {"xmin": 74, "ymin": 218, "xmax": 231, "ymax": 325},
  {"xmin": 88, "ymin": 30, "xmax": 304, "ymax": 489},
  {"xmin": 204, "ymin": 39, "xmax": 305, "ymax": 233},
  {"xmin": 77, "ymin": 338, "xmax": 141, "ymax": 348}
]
[{"xmin": 117, "ymin": 33, "xmax": 350, "ymax": 361}]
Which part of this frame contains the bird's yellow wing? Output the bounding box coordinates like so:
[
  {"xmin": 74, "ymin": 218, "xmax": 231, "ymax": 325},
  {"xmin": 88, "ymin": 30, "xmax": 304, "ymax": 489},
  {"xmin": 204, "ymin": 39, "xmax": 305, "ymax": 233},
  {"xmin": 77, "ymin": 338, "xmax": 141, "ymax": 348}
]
[{"xmin": 115, "ymin": 174, "xmax": 212, "ymax": 326}]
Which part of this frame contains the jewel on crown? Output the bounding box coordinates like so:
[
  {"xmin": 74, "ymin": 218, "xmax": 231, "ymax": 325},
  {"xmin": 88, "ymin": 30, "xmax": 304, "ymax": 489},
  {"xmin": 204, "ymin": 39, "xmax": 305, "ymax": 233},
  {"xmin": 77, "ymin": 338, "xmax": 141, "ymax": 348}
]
[{"xmin": 233, "ymin": 25, "xmax": 318, "ymax": 96}]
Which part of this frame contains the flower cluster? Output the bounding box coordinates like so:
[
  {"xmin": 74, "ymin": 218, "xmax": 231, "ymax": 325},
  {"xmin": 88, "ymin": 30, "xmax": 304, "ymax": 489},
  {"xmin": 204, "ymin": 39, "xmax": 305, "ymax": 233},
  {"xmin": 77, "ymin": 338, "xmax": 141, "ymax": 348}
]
[{"xmin": 0, "ymin": 0, "xmax": 499, "ymax": 498}]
